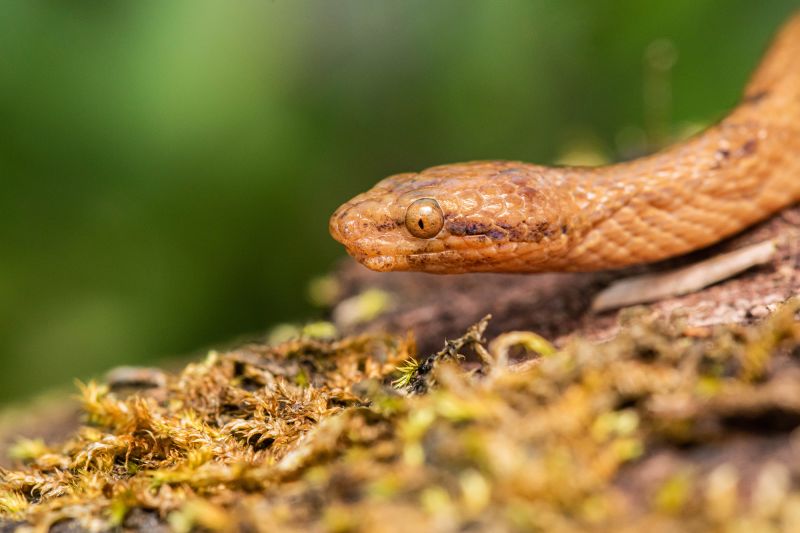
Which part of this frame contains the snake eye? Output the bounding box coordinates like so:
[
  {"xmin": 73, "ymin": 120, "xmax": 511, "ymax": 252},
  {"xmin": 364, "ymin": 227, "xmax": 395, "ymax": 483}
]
[{"xmin": 405, "ymin": 198, "xmax": 444, "ymax": 239}]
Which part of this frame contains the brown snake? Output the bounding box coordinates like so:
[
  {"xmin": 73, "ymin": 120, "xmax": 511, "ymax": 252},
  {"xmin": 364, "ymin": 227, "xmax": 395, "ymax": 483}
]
[{"xmin": 330, "ymin": 14, "xmax": 800, "ymax": 274}]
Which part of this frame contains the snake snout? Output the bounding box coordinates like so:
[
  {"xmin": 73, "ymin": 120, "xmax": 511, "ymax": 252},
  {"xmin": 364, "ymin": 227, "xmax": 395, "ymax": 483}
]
[
  {"xmin": 328, "ymin": 207, "xmax": 346, "ymax": 245},
  {"xmin": 329, "ymin": 203, "xmax": 362, "ymax": 248}
]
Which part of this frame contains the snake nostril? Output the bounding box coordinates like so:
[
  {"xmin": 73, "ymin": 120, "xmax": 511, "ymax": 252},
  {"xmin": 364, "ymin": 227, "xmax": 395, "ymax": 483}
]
[
  {"xmin": 341, "ymin": 217, "xmax": 361, "ymax": 241},
  {"xmin": 329, "ymin": 207, "xmax": 351, "ymax": 243}
]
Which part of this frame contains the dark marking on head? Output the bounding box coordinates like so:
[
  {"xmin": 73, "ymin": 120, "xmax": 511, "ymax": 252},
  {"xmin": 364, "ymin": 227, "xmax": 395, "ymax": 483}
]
[
  {"xmin": 376, "ymin": 220, "xmax": 400, "ymax": 231},
  {"xmin": 465, "ymin": 222, "xmax": 491, "ymax": 236},
  {"xmin": 486, "ymin": 229, "xmax": 506, "ymax": 240},
  {"xmin": 744, "ymin": 90, "xmax": 768, "ymax": 104},
  {"xmin": 526, "ymin": 221, "xmax": 551, "ymax": 243},
  {"xmin": 561, "ymin": 224, "xmax": 569, "ymax": 235},
  {"xmin": 518, "ymin": 186, "xmax": 541, "ymax": 202},
  {"xmin": 446, "ymin": 220, "xmax": 467, "ymax": 236},
  {"xmin": 737, "ymin": 139, "xmax": 758, "ymax": 157},
  {"xmin": 710, "ymin": 148, "xmax": 731, "ymax": 170},
  {"xmin": 498, "ymin": 222, "xmax": 527, "ymax": 241},
  {"xmin": 497, "ymin": 167, "xmax": 526, "ymax": 177},
  {"xmin": 450, "ymin": 218, "xmax": 559, "ymax": 243},
  {"xmin": 447, "ymin": 219, "xmax": 507, "ymax": 241},
  {"xmin": 511, "ymin": 173, "xmax": 540, "ymax": 187},
  {"xmin": 511, "ymin": 228, "xmax": 527, "ymax": 241},
  {"xmin": 406, "ymin": 178, "xmax": 438, "ymax": 189}
]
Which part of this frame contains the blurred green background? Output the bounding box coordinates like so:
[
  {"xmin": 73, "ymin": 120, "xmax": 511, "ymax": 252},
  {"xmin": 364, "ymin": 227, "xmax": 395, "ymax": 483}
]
[{"xmin": 0, "ymin": 0, "xmax": 796, "ymax": 403}]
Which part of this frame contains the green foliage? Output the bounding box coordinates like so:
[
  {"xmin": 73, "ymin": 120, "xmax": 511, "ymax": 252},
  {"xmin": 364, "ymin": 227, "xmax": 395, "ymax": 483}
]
[{"xmin": 0, "ymin": 0, "xmax": 796, "ymax": 402}]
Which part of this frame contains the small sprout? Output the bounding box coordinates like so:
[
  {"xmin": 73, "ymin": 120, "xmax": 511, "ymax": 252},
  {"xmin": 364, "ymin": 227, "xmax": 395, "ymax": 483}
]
[
  {"xmin": 400, "ymin": 407, "xmax": 436, "ymax": 443},
  {"xmin": 695, "ymin": 375, "xmax": 723, "ymax": 397},
  {"xmin": 392, "ymin": 358, "xmax": 419, "ymax": 389},
  {"xmin": 185, "ymin": 448, "xmax": 213, "ymax": 469},
  {"xmin": 610, "ymin": 437, "xmax": 644, "ymax": 462},
  {"xmin": 8, "ymin": 438, "xmax": 49, "ymax": 464},
  {"xmin": 399, "ymin": 407, "xmax": 436, "ymax": 467},
  {"xmin": 168, "ymin": 500, "xmax": 230, "ymax": 533},
  {"xmin": 307, "ymin": 275, "xmax": 341, "ymax": 308},
  {"xmin": 294, "ymin": 368, "xmax": 310, "ymax": 387},
  {"xmin": 591, "ymin": 410, "xmax": 639, "ymax": 442},
  {"xmin": 332, "ymin": 288, "xmax": 392, "ymax": 328},
  {"xmin": 302, "ymin": 321, "xmax": 338, "ymax": 340},
  {"xmin": 366, "ymin": 475, "xmax": 401, "ymax": 501},
  {"xmin": 268, "ymin": 323, "xmax": 302, "ymax": 345},
  {"xmin": 488, "ymin": 330, "xmax": 556, "ymax": 367},
  {"xmin": 654, "ymin": 471, "xmax": 694, "ymax": 515},
  {"xmin": 322, "ymin": 504, "xmax": 357, "ymax": 533},
  {"xmin": 204, "ymin": 350, "xmax": 220, "ymax": 365},
  {"xmin": 420, "ymin": 486, "xmax": 453, "ymax": 516},
  {"xmin": 0, "ymin": 490, "xmax": 28, "ymax": 517},
  {"xmin": 459, "ymin": 469, "xmax": 490, "ymax": 514},
  {"xmin": 269, "ymin": 321, "xmax": 338, "ymax": 344},
  {"xmin": 107, "ymin": 498, "xmax": 130, "ymax": 527}
]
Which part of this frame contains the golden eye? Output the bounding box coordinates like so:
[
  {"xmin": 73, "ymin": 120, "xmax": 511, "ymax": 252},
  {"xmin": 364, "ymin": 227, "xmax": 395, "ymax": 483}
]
[{"xmin": 405, "ymin": 198, "xmax": 444, "ymax": 239}]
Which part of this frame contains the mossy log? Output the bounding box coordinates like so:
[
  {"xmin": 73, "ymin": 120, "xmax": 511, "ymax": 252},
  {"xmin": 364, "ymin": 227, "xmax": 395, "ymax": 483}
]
[{"xmin": 2, "ymin": 206, "xmax": 800, "ymax": 532}]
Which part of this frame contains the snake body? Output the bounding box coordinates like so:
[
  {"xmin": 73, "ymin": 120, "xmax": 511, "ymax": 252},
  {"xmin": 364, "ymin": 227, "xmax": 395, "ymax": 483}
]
[{"xmin": 330, "ymin": 14, "xmax": 800, "ymax": 274}]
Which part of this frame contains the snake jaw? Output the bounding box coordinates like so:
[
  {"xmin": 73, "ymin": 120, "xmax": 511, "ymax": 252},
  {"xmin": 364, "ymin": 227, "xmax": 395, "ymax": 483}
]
[{"xmin": 362, "ymin": 255, "xmax": 403, "ymax": 272}]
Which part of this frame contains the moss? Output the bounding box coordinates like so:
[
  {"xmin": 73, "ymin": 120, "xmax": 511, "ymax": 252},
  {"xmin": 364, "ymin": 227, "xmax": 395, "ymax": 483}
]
[{"xmin": 3, "ymin": 301, "xmax": 800, "ymax": 531}]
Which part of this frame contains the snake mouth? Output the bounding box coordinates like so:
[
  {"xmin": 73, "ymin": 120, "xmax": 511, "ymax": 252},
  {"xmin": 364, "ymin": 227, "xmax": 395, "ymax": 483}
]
[{"xmin": 361, "ymin": 254, "xmax": 404, "ymax": 271}]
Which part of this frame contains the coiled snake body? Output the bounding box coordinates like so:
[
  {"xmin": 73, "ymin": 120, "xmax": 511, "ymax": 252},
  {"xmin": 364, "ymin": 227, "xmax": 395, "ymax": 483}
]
[{"xmin": 330, "ymin": 14, "xmax": 800, "ymax": 274}]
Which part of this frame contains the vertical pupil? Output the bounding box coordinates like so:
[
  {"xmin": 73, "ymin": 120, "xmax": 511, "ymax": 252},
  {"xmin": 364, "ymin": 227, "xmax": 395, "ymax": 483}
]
[{"xmin": 418, "ymin": 219, "xmax": 425, "ymax": 229}]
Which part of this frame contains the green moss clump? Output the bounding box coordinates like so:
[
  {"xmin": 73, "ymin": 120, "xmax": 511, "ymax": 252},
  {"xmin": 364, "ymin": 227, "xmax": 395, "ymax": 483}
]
[{"xmin": 3, "ymin": 302, "xmax": 800, "ymax": 531}]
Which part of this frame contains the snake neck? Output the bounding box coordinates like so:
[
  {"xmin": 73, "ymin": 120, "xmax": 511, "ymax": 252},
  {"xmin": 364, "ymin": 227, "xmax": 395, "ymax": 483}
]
[
  {"xmin": 559, "ymin": 13, "xmax": 800, "ymax": 271},
  {"xmin": 743, "ymin": 12, "xmax": 800, "ymax": 123}
]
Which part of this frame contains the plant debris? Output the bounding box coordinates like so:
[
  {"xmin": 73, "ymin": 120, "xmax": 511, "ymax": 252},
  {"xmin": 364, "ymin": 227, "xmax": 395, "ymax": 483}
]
[
  {"xmin": 591, "ymin": 239, "xmax": 777, "ymax": 312},
  {"xmin": 4, "ymin": 301, "xmax": 800, "ymax": 531},
  {"xmin": 393, "ymin": 314, "xmax": 492, "ymax": 395}
]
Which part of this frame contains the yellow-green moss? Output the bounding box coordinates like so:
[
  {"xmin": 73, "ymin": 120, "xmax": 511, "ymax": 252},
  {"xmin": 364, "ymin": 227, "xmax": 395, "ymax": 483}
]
[{"xmin": 2, "ymin": 301, "xmax": 800, "ymax": 531}]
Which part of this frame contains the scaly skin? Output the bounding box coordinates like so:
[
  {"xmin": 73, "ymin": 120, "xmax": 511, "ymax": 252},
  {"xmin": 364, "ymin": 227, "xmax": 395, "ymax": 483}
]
[{"xmin": 330, "ymin": 13, "xmax": 800, "ymax": 274}]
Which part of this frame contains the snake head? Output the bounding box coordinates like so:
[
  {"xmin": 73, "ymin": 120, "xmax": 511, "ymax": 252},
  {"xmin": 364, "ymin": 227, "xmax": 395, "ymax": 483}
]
[{"xmin": 329, "ymin": 161, "xmax": 581, "ymax": 273}]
